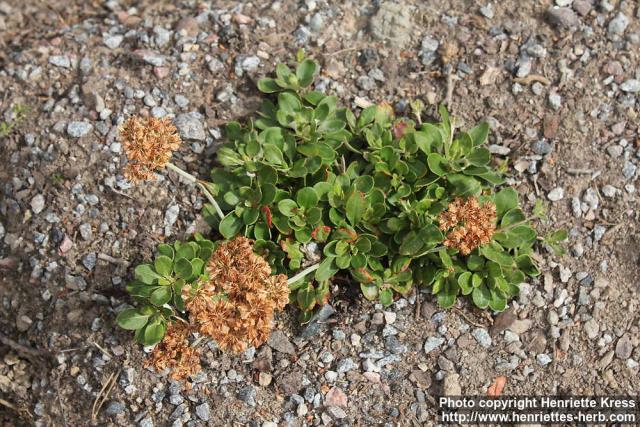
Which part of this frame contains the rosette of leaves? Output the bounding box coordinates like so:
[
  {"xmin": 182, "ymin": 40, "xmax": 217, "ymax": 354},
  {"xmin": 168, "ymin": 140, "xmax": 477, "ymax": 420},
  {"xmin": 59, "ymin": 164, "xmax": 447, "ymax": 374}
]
[
  {"xmin": 191, "ymin": 53, "xmax": 565, "ymax": 320},
  {"xmin": 116, "ymin": 234, "xmax": 215, "ymax": 345}
]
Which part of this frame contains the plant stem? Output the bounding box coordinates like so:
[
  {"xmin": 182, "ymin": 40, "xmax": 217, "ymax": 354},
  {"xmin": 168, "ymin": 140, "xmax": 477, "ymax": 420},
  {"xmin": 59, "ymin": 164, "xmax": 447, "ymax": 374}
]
[
  {"xmin": 414, "ymin": 245, "xmax": 447, "ymax": 258},
  {"xmin": 287, "ymin": 263, "xmax": 320, "ymax": 285},
  {"xmin": 165, "ymin": 162, "xmax": 225, "ymax": 220}
]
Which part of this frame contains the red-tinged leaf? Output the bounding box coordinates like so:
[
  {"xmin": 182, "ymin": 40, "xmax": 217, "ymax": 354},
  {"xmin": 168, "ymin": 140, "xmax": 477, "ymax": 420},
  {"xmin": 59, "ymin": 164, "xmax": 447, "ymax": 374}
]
[{"xmin": 261, "ymin": 205, "xmax": 273, "ymax": 228}]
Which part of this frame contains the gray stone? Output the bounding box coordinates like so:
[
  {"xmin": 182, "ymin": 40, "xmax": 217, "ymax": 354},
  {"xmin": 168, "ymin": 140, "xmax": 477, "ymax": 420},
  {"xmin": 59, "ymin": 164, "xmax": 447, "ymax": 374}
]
[
  {"xmin": 583, "ymin": 319, "xmax": 599, "ymax": 339},
  {"xmin": 608, "ymin": 13, "xmax": 629, "ymax": 37},
  {"xmin": 336, "ymin": 358, "xmax": 357, "ymax": 374},
  {"xmin": 267, "ymin": 330, "xmax": 295, "ymax": 355},
  {"xmin": 174, "ymin": 112, "xmax": 206, "ymax": 141},
  {"xmin": 424, "ymin": 336, "xmax": 445, "ymax": 354},
  {"xmin": 621, "ymin": 79, "xmax": 640, "ymax": 93},
  {"xmin": 547, "ymin": 187, "xmax": 564, "ymax": 201},
  {"xmin": 472, "ymin": 328, "xmax": 492, "ymax": 348},
  {"xmin": 301, "ymin": 304, "xmax": 335, "ymax": 337},
  {"xmin": 103, "ymin": 34, "xmax": 124, "ymax": 49},
  {"xmin": 154, "ymin": 27, "xmax": 172, "ymax": 47},
  {"xmin": 79, "ymin": 223, "xmax": 92, "ymax": 241},
  {"xmin": 67, "ymin": 121, "xmax": 93, "ymax": 138},
  {"xmin": 31, "ymin": 194, "xmax": 45, "ymax": 214},
  {"xmin": 622, "ymin": 161, "xmax": 637, "ymax": 179},
  {"xmin": 238, "ymin": 385, "xmax": 256, "ymax": 406},
  {"xmin": 195, "ymin": 402, "xmax": 210, "ymax": 421},
  {"xmin": 536, "ymin": 353, "xmax": 553, "ymax": 366},
  {"xmin": 602, "ymin": 185, "xmax": 617, "ymax": 198},
  {"xmin": 241, "ymin": 55, "xmax": 260, "ymax": 72},
  {"xmin": 370, "ymin": 2, "xmax": 413, "ymax": 48},
  {"xmin": 545, "ymin": 7, "xmax": 580, "ymax": 29},
  {"xmin": 83, "ymin": 252, "xmax": 97, "ymax": 271},
  {"xmin": 139, "ymin": 417, "xmax": 154, "ymax": 427},
  {"xmin": 132, "ymin": 49, "xmax": 166, "ymax": 67},
  {"xmin": 531, "ymin": 139, "xmax": 552, "ymax": 155},
  {"xmin": 104, "ymin": 401, "xmax": 126, "ymax": 415},
  {"xmin": 548, "ymin": 92, "xmax": 562, "ymax": 110},
  {"xmin": 615, "ymin": 334, "xmax": 633, "ymax": 360},
  {"xmin": 49, "ymin": 55, "xmax": 71, "ymax": 68}
]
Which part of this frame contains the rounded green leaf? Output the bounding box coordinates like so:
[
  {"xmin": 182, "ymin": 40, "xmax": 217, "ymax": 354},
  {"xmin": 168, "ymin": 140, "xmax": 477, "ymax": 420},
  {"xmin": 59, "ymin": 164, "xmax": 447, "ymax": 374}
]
[
  {"xmin": 150, "ymin": 287, "xmax": 172, "ymax": 306},
  {"xmin": 468, "ymin": 122, "xmax": 489, "ymax": 146},
  {"xmin": 143, "ymin": 321, "xmax": 166, "ymax": 346},
  {"xmin": 427, "ymin": 153, "xmax": 447, "ymax": 176},
  {"xmin": 277, "ymin": 199, "xmax": 298, "ymax": 217},
  {"xmin": 219, "ymin": 213, "xmax": 244, "ymax": 239},
  {"xmin": 154, "ymin": 256, "xmax": 173, "ymax": 277},
  {"xmin": 472, "ymin": 285, "xmax": 491, "ymax": 309},
  {"xmin": 157, "ymin": 244, "xmax": 174, "ymax": 260},
  {"xmin": 296, "ymin": 187, "xmax": 319, "ymax": 209},
  {"xmin": 494, "ymin": 188, "xmax": 519, "ymax": 218},
  {"xmin": 466, "ymin": 147, "xmax": 490, "ymax": 166},
  {"xmin": 457, "ymin": 272, "xmax": 473, "ymax": 295},
  {"xmin": 379, "ymin": 288, "xmax": 393, "ymax": 306},
  {"xmin": 297, "ymin": 285, "xmax": 316, "ymax": 311},
  {"xmin": 345, "ymin": 191, "xmax": 368, "ymax": 226},
  {"xmin": 116, "ymin": 309, "xmax": 150, "ymax": 330},
  {"xmin": 360, "ymin": 283, "xmax": 378, "ymax": 300},
  {"xmin": 257, "ymin": 78, "xmax": 281, "ymax": 93},
  {"xmin": 175, "ymin": 258, "xmax": 193, "ymax": 279},
  {"xmin": 296, "ymin": 59, "xmax": 317, "ymax": 87},
  {"xmin": 135, "ymin": 264, "xmax": 160, "ymax": 285}
]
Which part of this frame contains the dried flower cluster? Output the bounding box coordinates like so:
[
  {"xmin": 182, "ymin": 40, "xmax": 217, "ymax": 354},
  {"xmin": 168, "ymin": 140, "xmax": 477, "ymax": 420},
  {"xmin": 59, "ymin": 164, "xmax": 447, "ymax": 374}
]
[
  {"xmin": 438, "ymin": 197, "xmax": 497, "ymax": 255},
  {"xmin": 186, "ymin": 236, "xmax": 289, "ymax": 352},
  {"xmin": 145, "ymin": 322, "xmax": 201, "ymax": 381},
  {"xmin": 120, "ymin": 116, "xmax": 181, "ymax": 182}
]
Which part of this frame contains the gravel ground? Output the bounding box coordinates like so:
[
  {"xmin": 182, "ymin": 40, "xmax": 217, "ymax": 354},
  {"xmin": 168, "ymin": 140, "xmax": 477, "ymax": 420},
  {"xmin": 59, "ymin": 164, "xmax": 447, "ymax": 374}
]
[{"xmin": 1, "ymin": 0, "xmax": 639, "ymax": 426}]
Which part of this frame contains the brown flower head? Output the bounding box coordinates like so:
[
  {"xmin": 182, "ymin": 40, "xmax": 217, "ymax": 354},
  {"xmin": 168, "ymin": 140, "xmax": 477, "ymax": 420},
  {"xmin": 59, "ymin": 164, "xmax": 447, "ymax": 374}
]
[
  {"xmin": 119, "ymin": 116, "xmax": 181, "ymax": 182},
  {"xmin": 145, "ymin": 322, "xmax": 201, "ymax": 381},
  {"xmin": 438, "ymin": 197, "xmax": 496, "ymax": 255},
  {"xmin": 185, "ymin": 236, "xmax": 289, "ymax": 352}
]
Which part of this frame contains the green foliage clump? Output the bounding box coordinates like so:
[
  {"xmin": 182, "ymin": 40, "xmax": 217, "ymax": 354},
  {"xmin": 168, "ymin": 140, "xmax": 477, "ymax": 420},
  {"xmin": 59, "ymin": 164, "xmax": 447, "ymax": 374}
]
[
  {"xmin": 117, "ymin": 234, "xmax": 216, "ymax": 345},
  {"xmin": 196, "ymin": 53, "xmax": 551, "ymax": 321}
]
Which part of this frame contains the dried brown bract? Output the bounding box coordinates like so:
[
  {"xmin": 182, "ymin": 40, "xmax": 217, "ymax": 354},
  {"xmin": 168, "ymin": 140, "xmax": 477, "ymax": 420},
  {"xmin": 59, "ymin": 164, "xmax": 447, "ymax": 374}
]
[
  {"xmin": 186, "ymin": 236, "xmax": 289, "ymax": 353},
  {"xmin": 438, "ymin": 197, "xmax": 496, "ymax": 255},
  {"xmin": 145, "ymin": 322, "xmax": 201, "ymax": 381},
  {"xmin": 120, "ymin": 116, "xmax": 181, "ymax": 182}
]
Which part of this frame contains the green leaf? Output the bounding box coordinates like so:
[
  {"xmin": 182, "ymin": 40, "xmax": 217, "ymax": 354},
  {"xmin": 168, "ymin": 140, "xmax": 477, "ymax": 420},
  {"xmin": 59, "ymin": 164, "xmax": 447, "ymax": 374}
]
[
  {"xmin": 501, "ymin": 208, "xmax": 526, "ymax": 227},
  {"xmin": 466, "ymin": 148, "xmax": 490, "ymax": 166},
  {"xmin": 157, "ymin": 244, "xmax": 174, "ymax": 259},
  {"xmin": 296, "ymin": 59, "xmax": 317, "ymax": 87},
  {"xmin": 257, "ymin": 78, "xmax": 281, "ymax": 93},
  {"xmin": 379, "ymin": 288, "xmax": 393, "ymax": 306},
  {"xmin": 150, "ymin": 287, "xmax": 172, "ymax": 306},
  {"xmin": 143, "ymin": 321, "xmax": 166, "ymax": 346},
  {"xmin": 494, "ymin": 225, "xmax": 536, "ymax": 249},
  {"xmin": 135, "ymin": 264, "xmax": 160, "ymax": 285},
  {"xmin": 277, "ymin": 199, "xmax": 298, "ymax": 217},
  {"xmin": 263, "ymin": 144, "xmax": 285, "ymax": 166},
  {"xmin": 437, "ymin": 292, "xmax": 456, "ymax": 308},
  {"xmin": 448, "ymin": 174, "xmax": 481, "ymax": 196},
  {"xmin": 488, "ymin": 290, "xmax": 507, "ymax": 311},
  {"xmin": 515, "ymin": 255, "xmax": 540, "ymax": 276},
  {"xmin": 116, "ymin": 309, "xmax": 150, "ymax": 330},
  {"xmin": 472, "ymin": 285, "xmax": 491, "ymax": 309},
  {"xmin": 480, "ymin": 244, "xmax": 514, "ymax": 267},
  {"xmin": 458, "ymin": 272, "xmax": 473, "ymax": 295},
  {"xmin": 468, "ymin": 122, "xmax": 489, "ymax": 146},
  {"xmin": 219, "ymin": 214, "xmax": 244, "ymax": 239},
  {"xmin": 360, "ymin": 283, "xmax": 378, "ymax": 300},
  {"xmin": 399, "ymin": 231, "xmax": 423, "ymax": 256},
  {"xmin": 278, "ymin": 92, "xmax": 302, "ymax": 114},
  {"xmin": 174, "ymin": 258, "xmax": 193, "ymax": 279},
  {"xmin": 427, "ymin": 153, "xmax": 447, "ymax": 176},
  {"xmin": 318, "ymin": 119, "xmax": 345, "ymax": 133},
  {"xmin": 494, "ymin": 188, "xmax": 519, "ymax": 218},
  {"xmin": 154, "ymin": 256, "xmax": 173, "ymax": 277},
  {"xmin": 345, "ymin": 191, "xmax": 367, "ymax": 226},
  {"xmin": 315, "ymin": 257, "xmax": 338, "ymax": 281},
  {"xmin": 296, "ymin": 187, "xmax": 319, "ymax": 209},
  {"xmin": 297, "ymin": 285, "xmax": 316, "ymax": 311},
  {"xmin": 466, "ymin": 255, "xmax": 485, "ymax": 271}
]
